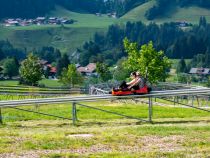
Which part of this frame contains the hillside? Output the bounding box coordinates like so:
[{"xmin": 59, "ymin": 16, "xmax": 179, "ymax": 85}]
[
  {"xmin": 1, "ymin": 2, "xmax": 210, "ymax": 55},
  {"xmin": 121, "ymin": 0, "xmax": 210, "ymax": 24},
  {"xmin": 0, "ymin": 6, "xmax": 117, "ymax": 53}
]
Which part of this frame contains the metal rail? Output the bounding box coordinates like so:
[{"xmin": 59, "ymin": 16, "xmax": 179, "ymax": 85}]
[
  {"xmin": 0, "ymin": 88, "xmax": 209, "ymax": 107},
  {"xmin": 0, "ymin": 88, "xmax": 209, "ymax": 125},
  {"xmin": 158, "ymin": 97, "xmax": 210, "ymax": 113}
]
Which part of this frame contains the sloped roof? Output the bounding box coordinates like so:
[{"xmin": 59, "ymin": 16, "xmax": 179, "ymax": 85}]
[
  {"xmin": 189, "ymin": 68, "xmax": 210, "ymax": 74},
  {"xmin": 77, "ymin": 63, "xmax": 96, "ymax": 73},
  {"xmin": 189, "ymin": 68, "xmax": 197, "ymax": 74},
  {"xmin": 50, "ymin": 67, "xmax": 57, "ymax": 73}
]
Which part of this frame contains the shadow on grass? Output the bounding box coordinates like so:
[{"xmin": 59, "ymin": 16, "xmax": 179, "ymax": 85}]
[
  {"xmin": 1, "ymin": 118, "xmax": 209, "ymax": 129},
  {"xmin": 152, "ymin": 119, "xmax": 210, "ymax": 125}
]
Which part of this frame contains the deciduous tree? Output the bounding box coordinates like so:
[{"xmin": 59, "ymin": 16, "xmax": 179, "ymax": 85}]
[
  {"xmin": 60, "ymin": 64, "xmax": 84, "ymax": 87},
  {"xmin": 96, "ymin": 62, "xmax": 112, "ymax": 82},
  {"xmin": 123, "ymin": 38, "xmax": 171, "ymax": 84},
  {"xmin": 19, "ymin": 54, "xmax": 43, "ymax": 86},
  {"xmin": 3, "ymin": 57, "xmax": 19, "ymax": 78}
]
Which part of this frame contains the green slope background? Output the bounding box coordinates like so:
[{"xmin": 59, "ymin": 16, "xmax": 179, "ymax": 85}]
[{"xmin": 1, "ymin": 1, "xmax": 210, "ymax": 54}]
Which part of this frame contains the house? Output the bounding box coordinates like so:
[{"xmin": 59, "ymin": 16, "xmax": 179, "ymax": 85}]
[
  {"xmin": 96, "ymin": 13, "xmax": 101, "ymax": 16},
  {"xmin": 189, "ymin": 68, "xmax": 210, "ymax": 76},
  {"xmin": 77, "ymin": 63, "xmax": 97, "ymax": 76},
  {"xmin": 48, "ymin": 17, "xmax": 58, "ymax": 24},
  {"xmin": 112, "ymin": 12, "xmax": 117, "ymax": 18},
  {"xmin": 39, "ymin": 60, "xmax": 57, "ymax": 79},
  {"xmin": 36, "ymin": 17, "xmax": 46, "ymax": 25},
  {"xmin": 48, "ymin": 65, "xmax": 57, "ymax": 79},
  {"xmin": 175, "ymin": 21, "xmax": 191, "ymax": 27},
  {"xmin": 4, "ymin": 19, "xmax": 19, "ymax": 26}
]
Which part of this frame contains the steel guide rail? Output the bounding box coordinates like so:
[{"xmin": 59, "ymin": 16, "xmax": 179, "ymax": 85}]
[{"xmin": 0, "ymin": 88, "xmax": 209, "ymax": 107}]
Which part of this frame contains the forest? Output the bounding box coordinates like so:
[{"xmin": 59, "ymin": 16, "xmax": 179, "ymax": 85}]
[{"xmin": 79, "ymin": 17, "xmax": 210, "ymax": 66}]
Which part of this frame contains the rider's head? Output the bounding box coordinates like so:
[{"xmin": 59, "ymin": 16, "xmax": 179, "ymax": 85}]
[
  {"xmin": 130, "ymin": 72, "xmax": 137, "ymax": 78},
  {"xmin": 136, "ymin": 71, "xmax": 141, "ymax": 76}
]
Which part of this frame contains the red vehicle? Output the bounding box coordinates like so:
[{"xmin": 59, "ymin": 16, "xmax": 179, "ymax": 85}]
[{"xmin": 112, "ymin": 85, "xmax": 151, "ymax": 96}]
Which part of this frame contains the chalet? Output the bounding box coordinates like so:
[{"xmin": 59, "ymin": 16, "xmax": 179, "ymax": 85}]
[
  {"xmin": 4, "ymin": 19, "xmax": 19, "ymax": 26},
  {"xmin": 36, "ymin": 17, "xmax": 46, "ymax": 25},
  {"xmin": 3, "ymin": 17, "xmax": 74, "ymax": 27},
  {"xmin": 189, "ymin": 68, "xmax": 210, "ymax": 76},
  {"xmin": 96, "ymin": 13, "xmax": 102, "ymax": 17},
  {"xmin": 48, "ymin": 17, "xmax": 58, "ymax": 24},
  {"xmin": 61, "ymin": 19, "xmax": 74, "ymax": 24},
  {"xmin": 77, "ymin": 63, "xmax": 97, "ymax": 76},
  {"xmin": 175, "ymin": 21, "xmax": 191, "ymax": 27},
  {"xmin": 112, "ymin": 12, "xmax": 117, "ymax": 18},
  {"xmin": 47, "ymin": 64, "xmax": 57, "ymax": 78},
  {"xmin": 107, "ymin": 12, "xmax": 117, "ymax": 18},
  {"xmin": 39, "ymin": 60, "xmax": 56, "ymax": 78}
]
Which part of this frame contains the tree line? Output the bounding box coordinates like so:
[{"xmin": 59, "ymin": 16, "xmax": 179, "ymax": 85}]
[
  {"xmin": 0, "ymin": 41, "xmax": 71, "ymax": 80},
  {"xmin": 79, "ymin": 17, "xmax": 210, "ymax": 66}
]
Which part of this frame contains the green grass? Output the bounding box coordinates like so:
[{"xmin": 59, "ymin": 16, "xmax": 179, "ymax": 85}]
[
  {"xmin": 38, "ymin": 79, "xmax": 64, "ymax": 88},
  {"xmin": 1, "ymin": 101, "xmax": 209, "ymax": 122},
  {"xmin": 48, "ymin": 6, "xmax": 117, "ymax": 28},
  {"xmin": 0, "ymin": 100, "xmax": 209, "ymax": 157},
  {"xmin": 0, "ymin": 26, "xmax": 105, "ymax": 53},
  {"xmin": 170, "ymin": 59, "xmax": 192, "ymax": 69},
  {"xmin": 120, "ymin": 0, "xmax": 156, "ymax": 24},
  {"xmin": 154, "ymin": 6, "xmax": 210, "ymax": 25},
  {"xmin": 0, "ymin": 80, "xmax": 19, "ymax": 86},
  {"xmin": 0, "ymin": 79, "xmax": 64, "ymax": 88}
]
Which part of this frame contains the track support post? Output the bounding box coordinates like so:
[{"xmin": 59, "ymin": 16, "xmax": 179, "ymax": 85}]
[
  {"xmin": 148, "ymin": 97, "xmax": 153, "ymax": 123},
  {"xmin": 72, "ymin": 102, "xmax": 77, "ymax": 125},
  {"xmin": 0, "ymin": 108, "xmax": 3, "ymax": 125}
]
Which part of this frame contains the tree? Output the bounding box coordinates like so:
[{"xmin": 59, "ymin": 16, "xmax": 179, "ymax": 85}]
[
  {"xmin": 199, "ymin": 16, "xmax": 207, "ymax": 27},
  {"xmin": 177, "ymin": 73, "xmax": 191, "ymax": 84},
  {"xmin": 207, "ymin": 76, "xmax": 210, "ymax": 87},
  {"xmin": 177, "ymin": 58, "xmax": 187, "ymax": 73},
  {"xmin": 3, "ymin": 57, "xmax": 19, "ymax": 78},
  {"xmin": 113, "ymin": 58, "xmax": 130, "ymax": 81},
  {"xmin": 123, "ymin": 38, "xmax": 171, "ymax": 84},
  {"xmin": 56, "ymin": 53, "xmax": 70, "ymax": 77},
  {"xmin": 60, "ymin": 64, "xmax": 84, "ymax": 87},
  {"xmin": 96, "ymin": 62, "xmax": 112, "ymax": 82},
  {"xmin": 19, "ymin": 54, "xmax": 43, "ymax": 86}
]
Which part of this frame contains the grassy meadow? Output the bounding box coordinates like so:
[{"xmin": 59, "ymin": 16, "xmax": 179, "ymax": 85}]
[
  {"xmin": 0, "ymin": 100, "xmax": 209, "ymax": 157},
  {"xmin": 0, "ymin": 79, "xmax": 63, "ymax": 88}
]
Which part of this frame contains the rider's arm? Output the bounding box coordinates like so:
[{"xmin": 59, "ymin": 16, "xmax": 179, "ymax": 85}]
[
  {"xmin": 126, "ymin": 79, "xmax": 136, "ymax": 86},
  {"xmin": 128, "ymin": 78, "xmax": 141, "ymax": 89}
]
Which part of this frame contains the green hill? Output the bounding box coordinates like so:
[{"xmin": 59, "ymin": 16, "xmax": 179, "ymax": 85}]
[
  {"xmin": 120, "ymin": 0, "xmax": 156, "ymax": 23},
  {"xmin": 121, "ymin": 0, "xmax": 210, "ymax": 24},
  {"xmin": 1, "ymin": 3, "xmax": 210, "ymax": 54},
  {"xmin": 0, "ymin": 6, "xmax": 117, "ymax": 53}
]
